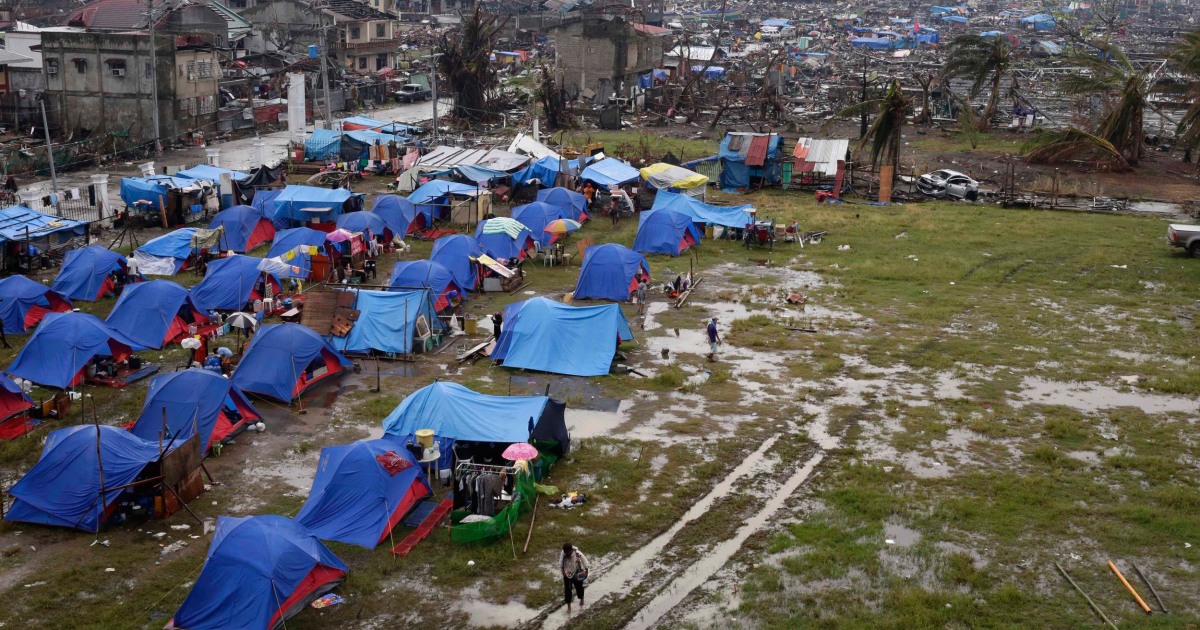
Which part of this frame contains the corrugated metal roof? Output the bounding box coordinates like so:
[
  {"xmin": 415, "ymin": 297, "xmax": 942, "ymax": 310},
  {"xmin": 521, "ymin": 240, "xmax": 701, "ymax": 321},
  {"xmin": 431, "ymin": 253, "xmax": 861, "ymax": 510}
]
[
  {"xmin": 792, "ymin": 138, "xmax": 848, "ymax": 176},
  {"xmin": 417, "ymin": 146, "xmax": 529, "ymax": 172},
  {"xmin": 745, "ymin": 135, "xmax": 771, "ymax": 167}
]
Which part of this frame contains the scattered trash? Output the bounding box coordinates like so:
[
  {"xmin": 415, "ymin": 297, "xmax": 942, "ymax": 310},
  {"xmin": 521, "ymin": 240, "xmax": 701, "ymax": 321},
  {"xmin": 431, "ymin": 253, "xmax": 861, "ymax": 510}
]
[
  {"xmin": 467, "ymin": 560, "xmax": 476, "ymax": 566},
  {"xmin": 1111, "ymin": 265, "xmax": 1128, "ymax": 269},
  {"xmin": 22, "ymin": 581, "xmax": 46, "ymax": 588},
  {"xmin": 161, "ymin": 540, "xmax": 189, "ymax": 556},
  {"xmin": 837, "ymin": 245, "xmax": 851, "ymax": 251},
  {"xmin": 311, "ymin": 594, "xmax": 344, "ymax": 609},
  {"xmin": 90, "ymin": 539, "xmax": 110, "ymax": 547},
  {"xmin": 153, "ymin": 532, "xmax": 167, "ymax": 539},
  {"xmin": 104, "ymin": 568, "xmax": 115, "ymax": 573},
  {"xmin": 885, "ymin": 539, "xmax": 896, "ymax": 545},
  {"xmin": 170, "ymin": 524, "xmax": 191, "ymax": 531}
]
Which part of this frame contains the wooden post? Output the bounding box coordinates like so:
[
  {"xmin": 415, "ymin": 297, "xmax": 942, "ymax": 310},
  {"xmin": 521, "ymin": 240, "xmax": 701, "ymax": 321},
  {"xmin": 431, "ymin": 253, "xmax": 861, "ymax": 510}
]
[
  {"xmin": 158, "ymin": 195, "xmax": 168, "ymax": 229},
  {"xmin": 92, "ymin": 397, "xmax": 106, "ymax": 533},
  {"xmin": 878, "ymin": 164, "xmax": 894, "ymax": 203}
]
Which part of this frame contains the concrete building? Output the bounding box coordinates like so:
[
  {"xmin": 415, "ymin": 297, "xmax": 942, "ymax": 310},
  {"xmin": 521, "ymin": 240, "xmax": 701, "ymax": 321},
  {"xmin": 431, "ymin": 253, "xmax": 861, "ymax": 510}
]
[
  {"xmin": 239, "ymin": 0, "xmax": 399, "ymax": 73},
  {"xmin": 67, "ymin": 0, "xmax": 248, "ymax": 49},
  {"xmin": 40, "ymin": 31, "xmax": 221, "ymax": 143},
  {"xmin": 550, "ymin": 17, "xmax": 669, "ymax": 103}
]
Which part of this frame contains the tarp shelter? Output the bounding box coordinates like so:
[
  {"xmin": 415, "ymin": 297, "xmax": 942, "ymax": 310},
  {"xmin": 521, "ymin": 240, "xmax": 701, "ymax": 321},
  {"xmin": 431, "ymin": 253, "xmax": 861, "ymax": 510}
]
[
  {"xmin": 0, "ymin": 275, "xmax": 71, "ymax": 333},
  {"xmin": 168, "ymin": 515, "xmax": 348, "ymax": 630},
  {"xmin": 294, "ymin": 436, "xmax": 431, "ymax": 548},
  {"xmin": 7, "ymin": 312, "xmax": 136, "ymax": 388},
  {"xmin": 340, "ymin": 115, "xmax": 415, "ymax": 135},
  {"xmin": 0, "ymin": 205, "xmax": 87, "ymax": 246},
  {"xmin": 492, "ymin": 297, "xmax": 634, "ymax": 377},
  {"xmin": 209, "ymin": 204, "xmax": 275, "ymax": 253},
  {"xmin": 407, "ymin": 180, "xmax": 485, "ymax": 225},
  {"xmin": 304, "ymin": 128, "xmax": 343, "ymax": 161},
  {"xmin": 51, "ymin": 245, "xmax": 132, "ymax": 302},
  {"xmin": 258, "ymin": 248, "xmax": 311, "ymax": 280},
  {"xmin": 633, "ymin": 207, "xmax": 702, "ymax": 256},
  {"xmin": 511, "ymin": 155, "xmax": 564, "ymax": 186},
  {"xmin": 1021, "ymin": 13, "xmax": 1056, "ymax": 30},
  {"xmin": 536, "ymin": 187, "xmax": 589, "ymax": 222},
  {"xmin": 382, "ymin": 381, "xmax": 569, "ymax": 455},
  {"xmin": 718, "ymin": 132, "xmax": 783, "ymax": 191},
  {"xmin": 273, "ymin": 186, "xmax": 357, "ymax": 227},
  {"xmin": 690, "ymin": 65, "xmax": 726, "ymax": 79},
  {"xmin": 190, "ymin": 255, "xmax": 277, "ymax": 312},
  {"xmin": 651, "ymin": 191, "xmax": 754, "ymax": 228},
  {"xmin": 129, "ymin": 369, "xmax": 260, "ymax": 452},
  {"xmin": 370, "ymin": 195, "xmax": 417, "ymax": 237},
  {"xmin": 232, "ymin": 323, "xmax": 352, "ymax": 402},
  {"xmin": 336, "ymin": 211, "xmax": 389, "ymax": 240},
  {"xmin": 940, "ymin": 15, "xmax": 968, "ymax": 24},
  {"xmin": 387, "ymin": 260, "xmax": 462, "ymax": 311},
  {"xmin": 334, "ymin": 289, "xmax": 443, "ymax": 355},
  {"xmin": 452, "ymin": 164, "xmax": 510, "ymax": 186},
  {"xmin": 430, "ymin": 234, "xmax": 483, "ymax": 291},
  {"xmin": 574, "ymin": 244, "xmax": 650, "ymax": 302},
  {"xmin": 6, "ymin": 425, "xmax": 160, "ymax": 532},
  {"xmin": 850, "ymin": 37, "xmax": 895, "ymax": 49},
  {"xmin": 640, "ymin": 163, "xmax": 709, "ymax": 197},
  {"xmin": 580, "ymin": 158, "xmax": 640, "ymax": 187},
  {"xmin": 251, "ymin": 188, "xmax": 284, "ymax": 226},
  {"xmin": 267, "ymin": 227, "xmax": 329, "ymax": 259},
  {"xmin": 118, "ymin": 176, "xmax": 202, "ymax": 210},
  {"xmin": 474, "ymin": 218, "xmax": 536, "ymax": 261},
  {"xmin": 511, "ymin": 202, "xmax": 567, "ymax": 248},
  {"xmin": 105, "ymin": 280, "xmax": 208, "ymax": 349},
  {"xmin": 132, "ymin": 227, "xmax": 219, "ymax": 275},
  {"xmin": 176, "ymin": 164, "xmax": 250, "ymax": 183}
]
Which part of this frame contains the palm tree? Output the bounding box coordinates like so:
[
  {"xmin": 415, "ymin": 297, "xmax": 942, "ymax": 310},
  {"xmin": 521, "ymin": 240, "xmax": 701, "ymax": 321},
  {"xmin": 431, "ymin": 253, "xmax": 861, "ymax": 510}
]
[
  {"xmin": 830, "ymin": 80, "xmax": 912, "ymax": 201},
  {"xmin": 1170, "ymin": 30, "xmax": 1200, "ymax": 160},
  {"xmin": 944, "ymin": 34, "xmax": 1018, "ymax": 131},
  {"xmin": 1057, "ymin": 42, "xmax": 1148, "ymax": 165}
]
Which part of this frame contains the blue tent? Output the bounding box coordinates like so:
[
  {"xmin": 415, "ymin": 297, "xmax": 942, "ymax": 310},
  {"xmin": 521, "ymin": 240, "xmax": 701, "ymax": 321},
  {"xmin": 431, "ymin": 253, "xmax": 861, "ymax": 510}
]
[
  {"xmin": 334, "ymin": 289, "xmax": 443, "ymax": 355},
  {"xmin": 305, "ymin": 128, "xmax": 342, "ymax": 161},
  {"xmin": 336, "ymin": 211, "xmax": 389, "ymax": 239},
  {"xmin": 580, "ymin": 158, "xmax": 640, "ymax": 187},
  {"xmin": 370, "ymin": 195, "xmax": 418, "ymax": 237},
  {"xmin": 232, "ymin": 323, "xmax": 352, "ymax": 402},
  {"xmin": 651, "ymin": 191, "xmax": 754, "ymax": 228},
  {"xmin": 979, "ymin": 30, "xmax": 1005, "ymax": 37},
  {"xmin": 511, "ymin": 201, "xmax": 567, "ymax": 248},
  {"xmin": 190, "ymin": 255, "xmax": 274, "ymax": 312},
  {"xmin": 51, "ymin": 245, "xmax": 130, "ymax": 301},
  {"xmin": 267, "ymin": 227, "xmax": 329, "ymax": 259},
  {"xmin": 273, "ymin": 186, "xmax": 356, "ymax": 226},
  {"xmin": 574, "ymin": 244, "xmax": 650, "ymax": 302},
  {"xmin": 454, "ymin": 164, "xmax": 510, "ymax": 185},
  {"xmin": 430, "ymin": 235, "xmax": 483, "ymax": 291},
  {"xmin": 118, "ymin": 176, "xmax": 196, "ymax": 210},
  {"xmin": 941, "ymin": 15, "xmax": 968, "ymax": 24},
  {"xmin": 252, "ymin": 188, "xmax": 285, "ymax": 226},
  {"xmin": 133, "ymin": 228, "xmax": 202, "ymax": 275},
  {"xmin": 1021, "ymin": 13, "xmax": 1056, "ymax": 30},
  {"xmin": 407, "ymin": 180, "xmax": 481, "ymax": 224},
  {"xmin": 718, "ymin": 133, "xmax": 784, "ymax": 191},
  {"xmin": 130, "ymin": 369, "xmax": 260, "ymax": 451},
  {"xmin": 536, "ymin": 187, "xmax": 589, "ymax": 221},
  {"xmin": 382, "ymin": 382, "xmax": 569, "ymax": 454},
  {"xmin": 176, "ymin": 164, "xmax": 250, "ymax": 183},
  {"xmin": 7, "ymin": 312, "xmax": 137, "ymax": 388},
  {"xmin": 492, "ymin": 297, "xmax": 634, "ymax": 377},
  {"xmin": 634, "ymin": 207, "xmax": 703, "ymax": 256},
  {"xmin": 295, "ymin": 437, "xmax": 431, "ymax": 548},
  {"xmin": 6, "ymin": 425, "xmax": 160, "ymax": 532},
  {"xmin": 387, "ymin": 260, "xmax": 462, "ymax": 311},
  {"xmin": 512, "ymin": 155, "xmax": 562, "ymax": 186},
  {"xmin": 0, "ymin": 205, "xmax": 86, "ymax": 244},
  {"xmin": 474, "ymin": 218, "xmax": 536, "ymax": 261},
  {"xmin": 0, "ymin": 275, "xmax": 71, "ymax": 333},
  {"xmin": 851, "ymin": 37, "xmax": 896, "ymax": 49},
  {"xmin": 170, "ymin": 515, "xmax": 348, "ymax": 630},
  {"xmin": 105, "ymin": 280, "xmax": 208, "ymax": 350},
  {"xmin": 209, "ymin": 205, "xmax": 276, "ymax": 253}
]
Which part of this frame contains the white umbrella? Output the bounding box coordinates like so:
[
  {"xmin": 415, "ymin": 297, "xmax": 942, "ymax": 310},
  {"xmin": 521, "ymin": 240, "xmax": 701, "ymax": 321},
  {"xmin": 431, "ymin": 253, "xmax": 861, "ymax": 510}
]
[{"xmin": 226, "ymin": 312, "xmax": 257, "ymax": 331}]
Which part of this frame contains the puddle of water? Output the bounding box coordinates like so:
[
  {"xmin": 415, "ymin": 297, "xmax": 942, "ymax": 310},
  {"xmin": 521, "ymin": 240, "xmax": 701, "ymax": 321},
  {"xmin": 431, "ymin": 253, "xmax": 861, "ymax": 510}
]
[
  {"xmin": 623, "ymin": 451, "xmax": 825, "ymax": 630},
  {"xmin": 884, "ymin": 522, "xmax": 922, "ymax": 548},
  {"xmin": 541, "ymin": 435, "xmax": 783, "ymax": 630},
  {"xmin": 934, "ymin": 541, "xmax": 988, "ymax": 567},
  {"xmin": 1067, "ymin": 450, "xmax": 1100, "ymax": 464},
  {"xmin": 456, "ymin": 586, "xmax": 540, "ymax": 627},
  {"xmin": 1126, "ymin": 200, "xmax": 1183, "ymax": 215},
  {"xmin": 238, "ymin": 453, "xmax": 318, "ymax": 498},
  {"xmin": 1012, "ymin": 376, "xmax": 1197, "ymax": 414},
  {"xmin": 566, "ymin": 402, "xmax": 631, "ymax": 439},
  {"xmin": 507, "ymin": 376, "xmax": 621, "ymax": 411}
]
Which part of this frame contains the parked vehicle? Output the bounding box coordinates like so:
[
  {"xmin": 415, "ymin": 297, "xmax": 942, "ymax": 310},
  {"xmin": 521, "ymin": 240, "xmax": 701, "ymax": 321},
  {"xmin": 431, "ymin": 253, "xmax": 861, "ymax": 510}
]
[
  {"xmin": 1167, "ymin": 224, "xmax": 1200, "ymax": 256},
  {"xmin": 394, "ymin": 84, "xmax": 431, "ymax": 103},
  {"xmin": 917, "ymin": 169, "xmax": 980, "ymax": 200}
]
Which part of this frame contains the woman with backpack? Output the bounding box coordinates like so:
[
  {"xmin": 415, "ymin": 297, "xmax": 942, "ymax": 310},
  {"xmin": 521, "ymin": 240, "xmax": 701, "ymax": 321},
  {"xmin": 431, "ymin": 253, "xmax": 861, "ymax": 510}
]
[{"xmin": 558, "ymin": 542, "xmax": 590, "ymax": 613}]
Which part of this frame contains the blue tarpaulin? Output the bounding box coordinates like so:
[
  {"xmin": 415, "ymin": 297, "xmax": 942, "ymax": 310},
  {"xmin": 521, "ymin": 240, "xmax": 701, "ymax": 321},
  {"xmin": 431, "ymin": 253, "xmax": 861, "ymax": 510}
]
[
  {"xmin": 170, "ymin": 515, "xmax": 348, "ymax": 630},
  {"xmin": 718, "ymin": 133, "xmax": 783, "ymax": 191},
  {"xmin": 341, "ymin": 115, "xmax": 417, "ymax": 135},
  {"xmin": 0, "ymin": 205, "xmax": 86, "ymax": 244},
  {"xmin": 580, "ymin": 158, "xmax": 640, "ymax": 187},
  {"xmin": 176, "ymin": 164, "xmax": 250, "ymax": 182},
  {"xmin": 537, "ymin": 187, "xmax": 589, "ymax": 221},
  {"xmin": 119, "ymin": 176, "xmax": 196, "ymax": 210},
  {"xmin": 651, "ymin": 191, "xmax": 754, "ymax": 228},
  {"xmin": 134, "ymin": 228, "xmax": 201, "ymax": 275},
  {"xmin": 6, "ymin": 425, "xmax": 161, "ymax": 532},
  {"xmin": 334, "ymin": 289, "xmax": 443, "ymax": 355},
  {"xmin": 382, "ymin": 381, "xmax": 562, "ymax": 446},
  {"xmin": 430, "ymin": 234, "xmax": 483, "ymax": 290},
  {"xmin": 295, "ymin": 437, "xmax": 431, "ymax": 548},
  {"xmin": 492, "ymin": 297, "xmax": 634, "ymax": 377},
  {"xmin": 51, "ymin": 245, "xmax": 129, "ymax": 301},
  {"xmin": 511, "ymin": 202, "xmax": 566, "ymax": 248},
  {"xmin": 209, "ymin": 205, "xmax": 275, "ymax": 253},
  {"xmin": 387, "ymin": 260, "xmax": 462, "ymax": 311},
  {"xmin": 105, "ymin": 280, "xmax": 206, "ymax": 350},
  {"xmin": 0, "ymin": 275, "xmax": 71, "ymax": 333},
  {"xmin": 574, "ymin": 244, "xmax": 650, "ymax": 302},
  {"xmin": 336, "ymin": 211, "xmax": 388, "ymax": 239},
  {"xmin": 633, "ymin": 207, "xmax": 703, "ymax": 256},
  {"xmin": 407, "ymin": 180, "xmax": 481, "ymax": 224},
  {"xmin": 305, "ymin": 128, "xmax": 342, "ymax": 161},
  {"xmin": 474, "ymin": 219, "xmax": 536, "ymax": 261},
  {"xmin": 690, "ymin": 65, "xmax": 726, "ymax": 79},
  {"xmin": 851, "ymin": 37, "xmax": 897, "ymax": 49},
  {"xmin": 941, "ymin": 15, "xmax": 968, "ymax": 23},
  {"xmin": 1021, "ymin": 13, "xmax": 1056, "ymax": 29},
  {"xmin": 273, "ymin": 186, "xmax": 356, "ymax": 226},
  {"xmin": 512, "ymin": 155, "xmax": 561, "ymax": 186},
  {"xmin": 455, "ymin": 164, "xmax": 510, "ymax": 185},
  {"xmin": 370, "ymin": 195, "xmax": 418, "ymax": 237},
  {"xmin": 251, "ymin": 188, "xmax": 284, "ymax": 227},
  {"xmin": 190, "ymin": 255, "xmax": 271, "ymax": 312},
  {"xmin": 129, "ymin": 369, "xmax": 260, "ymax": 452},
  {"xmin": 7, "ymin": 312, "xmax": 136, "ymax": 389},
  {"xmin": 267, "ymin": 227, "xmax": 329, "ymax": 259},
  {"xmin": 232, "ymin": 324, "xmax": 352, "ymax": 402}
]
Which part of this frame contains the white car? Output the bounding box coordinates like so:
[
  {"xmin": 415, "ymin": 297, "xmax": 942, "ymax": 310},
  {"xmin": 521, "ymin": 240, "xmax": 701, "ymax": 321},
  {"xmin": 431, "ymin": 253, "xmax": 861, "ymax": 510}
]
[{"xmin": 917, "ymin": 169, "xmax": 980, "ymax": 200}]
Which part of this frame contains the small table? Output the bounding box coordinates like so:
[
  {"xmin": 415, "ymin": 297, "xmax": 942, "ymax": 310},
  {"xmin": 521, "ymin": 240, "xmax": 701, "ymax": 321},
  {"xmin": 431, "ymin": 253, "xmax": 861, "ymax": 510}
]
[{"xmin": 418, "ymin": 448, "xmax": 441, "ymax": 484}]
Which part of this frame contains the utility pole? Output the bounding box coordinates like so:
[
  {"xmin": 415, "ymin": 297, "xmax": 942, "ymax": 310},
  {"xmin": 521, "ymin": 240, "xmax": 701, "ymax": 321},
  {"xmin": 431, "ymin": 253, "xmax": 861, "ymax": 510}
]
[
  {"xmin": 715, "ymin": 0, "xmax": 727, "ymax": 50},
  {"xmin": 38, "ymin": 95, "xmax": 59, "ymax": 208},
  {"xmin": 423, "ymin": 52, "xmax": 443, "ymax": 145},
  {"xmin": 147, "ymin": 0, "xmax": 162, "ymax": 154},
  {"xmin": 859, "ymin": 53, "xmax": 869, "ymax": 139},
  {"xmin": 315, "ymin": 3, "xmax": 334, "ymax": 130}
]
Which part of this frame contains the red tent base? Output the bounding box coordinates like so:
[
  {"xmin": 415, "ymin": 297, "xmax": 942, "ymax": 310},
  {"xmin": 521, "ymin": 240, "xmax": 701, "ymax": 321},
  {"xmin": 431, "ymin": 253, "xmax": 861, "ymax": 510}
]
[
  {"xmin": 0, "ymin": 415, "xmax": 41, "ymax": 440},
  {"xmin": 391, "ymin": 499, "xmax": 451, "ymax": 557}
]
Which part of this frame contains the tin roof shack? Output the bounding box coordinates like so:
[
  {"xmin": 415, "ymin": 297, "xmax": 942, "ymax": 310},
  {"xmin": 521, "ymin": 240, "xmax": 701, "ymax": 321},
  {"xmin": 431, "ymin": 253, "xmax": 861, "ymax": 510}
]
[
  {"xmin": 40, "ymin": 31, "xmax": 220, "ymax": 145},
  {"xmin": 239, "ymin": 0, "xmax": 399, "ymax": 75},
  {"xmin": 550, "ymin": 16, "xmax": 668, "ymax": 104},
  {"xmin": 67, "ymin": 0, "xmax": 239, "ymax": 48}
]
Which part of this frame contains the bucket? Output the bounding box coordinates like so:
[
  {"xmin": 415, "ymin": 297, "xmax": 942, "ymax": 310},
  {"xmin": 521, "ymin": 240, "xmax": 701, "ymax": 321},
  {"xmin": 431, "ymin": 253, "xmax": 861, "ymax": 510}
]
[
  {"xmin": 705, "ymin": 225, "xmax": 715, "ymax": 239},
  {"xmin": 415, "ymin": 429, "xmax": 435, "ymax": 449},
  {"xmin": 464, "ymin": 317, "xmax": 478, "ymax": 335}
]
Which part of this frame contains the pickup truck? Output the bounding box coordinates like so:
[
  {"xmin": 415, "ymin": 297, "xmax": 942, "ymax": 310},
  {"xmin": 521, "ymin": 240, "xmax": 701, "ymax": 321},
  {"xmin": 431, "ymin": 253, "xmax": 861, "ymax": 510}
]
[
  {"xmin": 394, "ymin": 84, "xmax": 431, "ymax": 103},
  {"xmin": 1167, "ymin": 224, "xmax": 1200, "ymax": 256}
]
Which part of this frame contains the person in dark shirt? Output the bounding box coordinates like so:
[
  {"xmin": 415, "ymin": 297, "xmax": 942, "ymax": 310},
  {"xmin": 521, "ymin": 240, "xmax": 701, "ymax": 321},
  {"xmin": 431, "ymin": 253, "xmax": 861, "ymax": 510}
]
[
  {"xmin": 491, "ymin": 311, "xmax": 503, "ymax": 339},
  {"xmin": 706, "ymin": 317, "xmax": 721, "ymax": 362}
]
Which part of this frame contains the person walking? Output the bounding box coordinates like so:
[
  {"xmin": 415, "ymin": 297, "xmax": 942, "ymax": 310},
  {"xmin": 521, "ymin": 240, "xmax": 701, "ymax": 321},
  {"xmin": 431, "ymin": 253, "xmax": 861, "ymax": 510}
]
[
  {"xmin": 635, "ymin": 277, "xmax": 648, "ymax": 315},
  {"xmin": 706, "ymin": 317, "xmax": 721, "ymax": 362},
  {"xmin": 559, "ymin": 542, "xmax": 590, "ymax": 613},
  {"xmin": 491, "ymin": 311, "xmax": 503, "ymax": 340}
]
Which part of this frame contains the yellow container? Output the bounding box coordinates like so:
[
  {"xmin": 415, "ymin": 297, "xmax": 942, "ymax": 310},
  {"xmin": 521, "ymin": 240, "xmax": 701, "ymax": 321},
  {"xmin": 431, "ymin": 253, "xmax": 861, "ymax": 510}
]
[
  {"xmin": 464, "ymin": 317, "xmax": 478, "ymax": 335},
  {"xmin": 705, "ymin": 225, "xmax": 715, "ymax": 239},
  {"xmin": 415, "ymin": 429, "xmax": 435, "ymax": 448}
]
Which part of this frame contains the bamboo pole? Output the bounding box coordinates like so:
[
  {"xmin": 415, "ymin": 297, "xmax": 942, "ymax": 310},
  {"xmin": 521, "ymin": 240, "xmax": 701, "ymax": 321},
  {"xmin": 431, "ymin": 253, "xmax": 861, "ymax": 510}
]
[
  {"xmin": 1132, "ymin": 563, "xmax": 1168, "ymax": 613},
  {"xmin": 1108, "ymin": 560, "xmax": 1151, "ymax": 614},
  {"xmin": 1056, "ymin": 562, "xmax": 1118, "ymax": 630},
  {"xmin": 523, "ymin": 494, "xmax": 540, "ymax": 554}
]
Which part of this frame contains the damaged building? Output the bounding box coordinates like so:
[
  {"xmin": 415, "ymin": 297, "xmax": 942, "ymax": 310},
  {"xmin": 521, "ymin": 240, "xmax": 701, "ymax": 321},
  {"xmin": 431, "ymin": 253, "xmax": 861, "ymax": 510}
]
[{"xmin": 550, "ymin": 15, "xmax": 668, "ymax": 103}]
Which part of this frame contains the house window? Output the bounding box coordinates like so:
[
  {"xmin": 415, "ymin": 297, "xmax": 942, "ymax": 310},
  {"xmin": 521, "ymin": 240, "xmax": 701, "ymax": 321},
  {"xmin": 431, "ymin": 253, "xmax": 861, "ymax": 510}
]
[
  {"xmin": 586, "ymin": 46, "xmax": 594, "ymax": 54},
  {"xmin": 358, "ymin": 57, "xmax": 367, "ymax": 69},
  {"xmin": 376, "ymin": 23, "xmax": 385, "ymax": 38},
  {"xmin": 145, "ymin": 62, "xmax": 152, "ymax": 78},
  {"xmin": 229, "ymin": 0, "xmax": 245, "ymax": 6},
  {"xmin": 376, "ymin": 54, "xmax": 386, "ymax": 70},
  {"xmin": 350, "ymin": 26, "xmax": 361, "ymax": 39},
  {"xmin": 45, "ymin": 59, "xmax": 59, "ymax": 75},
  {"xmin": 73, "ymin": 58, "xmax": 87, "ymax": 73},
  {"xmin": 106, "ymin": 59, "xmax": 127, "ymax": 76}
]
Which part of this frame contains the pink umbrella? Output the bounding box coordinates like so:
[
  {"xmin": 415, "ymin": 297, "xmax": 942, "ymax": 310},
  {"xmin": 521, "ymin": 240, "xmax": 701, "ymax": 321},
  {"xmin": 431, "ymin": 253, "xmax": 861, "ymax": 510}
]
[
  {"xmin": 325, "ymin": 228, "xmax": 357, "ymax": 243},
  {"xmin": 502, "ymin": 442, "xmax": 539, "ymax": 461}
]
